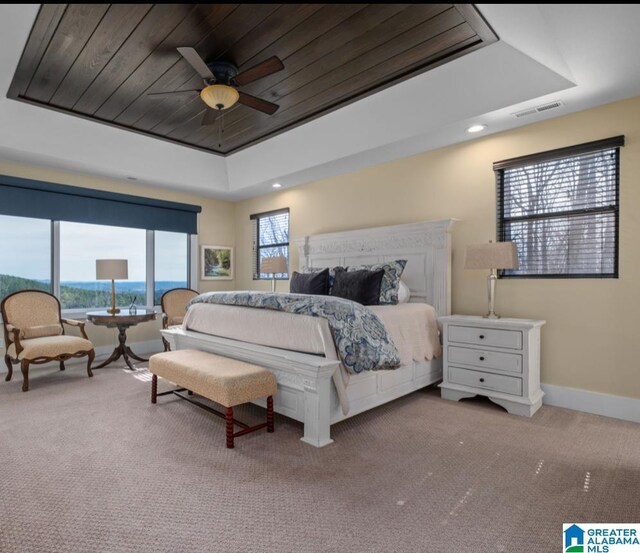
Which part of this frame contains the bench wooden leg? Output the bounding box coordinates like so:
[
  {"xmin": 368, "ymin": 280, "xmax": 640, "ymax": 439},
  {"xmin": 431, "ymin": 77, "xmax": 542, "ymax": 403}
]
[
  {"xmin": 267, "ymin": 396, "xmax": 274, "ymax": 433},
  {"xmin": 226, "ymin": 407, "xmax": 234, "ymax": 449},
  {"xmin": 151, "ymin": 374, "xmax": 157, "ymax": 404}
]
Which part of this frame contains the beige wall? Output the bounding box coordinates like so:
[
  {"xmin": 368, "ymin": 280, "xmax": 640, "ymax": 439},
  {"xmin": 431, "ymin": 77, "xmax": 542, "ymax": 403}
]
[
  {"xmin": 234, "ymin": 96, "xmax": 640, "ymax": 400},
  {"xmin": 0, "ymin": 161, "xmax": 236, "ymax": 351}
]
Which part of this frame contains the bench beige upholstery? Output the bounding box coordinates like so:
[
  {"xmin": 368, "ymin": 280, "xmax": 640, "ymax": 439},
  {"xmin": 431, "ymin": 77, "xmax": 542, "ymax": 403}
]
[
  {"xmin": 149, "ymin": 349, "xmax": 276, "ymax": 448},
  {"xmin": 149, "ymin": 349, "xmax": 276, "ymax": 407}
]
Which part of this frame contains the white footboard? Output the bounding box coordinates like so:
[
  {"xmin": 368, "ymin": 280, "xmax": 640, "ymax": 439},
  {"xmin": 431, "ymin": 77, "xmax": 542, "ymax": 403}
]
[{"xmin": 161, "ymin": 328, "xmax": 340, "ymax": 447}]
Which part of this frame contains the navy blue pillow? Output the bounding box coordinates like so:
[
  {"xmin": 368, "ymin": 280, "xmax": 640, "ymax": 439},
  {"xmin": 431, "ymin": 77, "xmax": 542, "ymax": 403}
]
[
  {"xmin": 330, "ymin": 267, "xmax": 384, "ymax": 306},
  {"xmin": 290, "ymin": 268, "xmax": 330, "ymax": 295}
]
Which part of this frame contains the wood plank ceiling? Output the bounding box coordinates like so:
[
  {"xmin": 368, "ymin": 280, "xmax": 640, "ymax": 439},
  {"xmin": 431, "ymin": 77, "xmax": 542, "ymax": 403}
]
[{"xmin": 9, "ymin": 4, "xmax": 497, "ymax": 156}]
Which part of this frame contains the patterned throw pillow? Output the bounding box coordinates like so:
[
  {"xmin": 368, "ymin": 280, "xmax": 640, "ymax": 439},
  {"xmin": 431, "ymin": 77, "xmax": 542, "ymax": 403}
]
[{"xmin": 345, "ymin": 260, "xmax": 407, "ymax": 305}]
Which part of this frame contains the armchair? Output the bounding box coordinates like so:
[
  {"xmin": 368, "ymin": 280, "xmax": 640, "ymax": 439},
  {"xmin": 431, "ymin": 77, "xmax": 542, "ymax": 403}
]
[
  {"xmin": 2, "ymin": 290, "xmax": 95, "ymax": 392},
  {"xmin": 160, "ymin": 288, "xmax": 199, "ymax": 351}
]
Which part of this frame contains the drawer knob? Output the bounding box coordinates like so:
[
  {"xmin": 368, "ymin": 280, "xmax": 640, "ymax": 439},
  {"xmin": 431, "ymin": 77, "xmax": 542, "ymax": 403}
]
[
  {"xmin": 479, "ymin": 378, "xmax": 485, "ymax": 383},
  {"xmin": 479, "ymin": 356, "xmax": 485, "ymax": 361},
  {"xmin": 479, "ymin": 334, "xmax": 485, "ymax": 340}
]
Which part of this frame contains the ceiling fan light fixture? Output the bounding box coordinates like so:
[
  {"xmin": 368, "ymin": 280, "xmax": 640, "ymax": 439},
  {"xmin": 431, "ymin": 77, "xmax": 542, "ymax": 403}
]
[{"xmin": 200, "ymin": 84, "xmax": 239, "ymax": 110}]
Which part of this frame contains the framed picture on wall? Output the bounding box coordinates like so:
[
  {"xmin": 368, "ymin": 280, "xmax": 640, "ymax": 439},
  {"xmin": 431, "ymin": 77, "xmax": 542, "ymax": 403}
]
[{"xmin": 201, "ymin": 245, "xmax": 234, "ymax": 280}]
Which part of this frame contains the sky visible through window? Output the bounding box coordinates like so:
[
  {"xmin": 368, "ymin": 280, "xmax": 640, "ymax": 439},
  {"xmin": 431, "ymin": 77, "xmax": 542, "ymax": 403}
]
[{"xmin": 0, "ymin": 216, "xmax": 188, "ymax": 308}]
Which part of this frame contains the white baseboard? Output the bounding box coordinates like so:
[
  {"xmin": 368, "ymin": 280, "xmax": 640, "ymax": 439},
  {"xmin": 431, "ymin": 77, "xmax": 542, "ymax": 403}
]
[
  {"xmin": 0, "ymin": 339, "xmax": 163, "ymax": 372},
  {"xmin": 542, "ymin": 383, "xmax": 640, "ymax": 424}
]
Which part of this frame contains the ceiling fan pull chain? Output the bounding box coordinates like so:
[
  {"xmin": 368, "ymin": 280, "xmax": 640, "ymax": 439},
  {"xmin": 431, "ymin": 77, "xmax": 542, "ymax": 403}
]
[{"xmin": 218, "ymin": 112, "xmax": 225, "ymax": 148}]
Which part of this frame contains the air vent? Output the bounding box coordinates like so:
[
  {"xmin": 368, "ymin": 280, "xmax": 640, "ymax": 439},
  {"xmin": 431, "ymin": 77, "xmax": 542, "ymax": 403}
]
[{"xmin": 512, "ymin": 100, "xmax": 564, "ymax": 118}]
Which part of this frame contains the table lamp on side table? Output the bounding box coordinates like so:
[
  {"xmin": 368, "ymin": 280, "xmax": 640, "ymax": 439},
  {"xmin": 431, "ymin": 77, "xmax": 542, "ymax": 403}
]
[
  {"xmin": 464, "ymin": 241, "xmax": 519, "ymax": 319},
  {"xmin": 260, "ymin": 255, "xmax": 288, "ymax": 292},
  {"xmin": 96, "ymin": 259, "xmax": 128, "ymax": 314}
]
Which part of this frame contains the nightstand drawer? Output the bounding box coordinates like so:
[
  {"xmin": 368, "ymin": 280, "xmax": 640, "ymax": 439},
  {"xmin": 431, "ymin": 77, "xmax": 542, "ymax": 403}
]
[
  {"xmin": 448, "ymin": 366, "xmax": 522, "ymax": 396},
  {"xmin": 448, "ymin": 325, "xmax": 523, "ymax": 350},
  {"xmin": 448, "ymin": 346, "xmax": 523, "ymax": 374}
]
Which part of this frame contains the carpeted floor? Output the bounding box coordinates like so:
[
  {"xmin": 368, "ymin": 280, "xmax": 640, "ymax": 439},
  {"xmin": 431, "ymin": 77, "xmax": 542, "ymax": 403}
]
[{"xmin": 1, "ymin": 360, "xmax": 639, "ymax": 553}]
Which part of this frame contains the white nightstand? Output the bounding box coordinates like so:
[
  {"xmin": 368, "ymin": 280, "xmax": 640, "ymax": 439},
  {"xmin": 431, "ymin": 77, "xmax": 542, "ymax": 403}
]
[{"xmin": 439, "ymin": 315, "xmax": 545, "ymax": 417}]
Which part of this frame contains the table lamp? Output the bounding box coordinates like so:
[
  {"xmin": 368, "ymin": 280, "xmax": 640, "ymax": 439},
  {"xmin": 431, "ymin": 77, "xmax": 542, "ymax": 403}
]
[
  {"xmin": 464, "ymin": 241, "xmax": 519, "ymax": 319},
  {"xmin": 96, "ymin": 259, "xmax": 128, "ymax": 314},
  {"xmin": 260, "ymin": 255, "xmax": 288, "ymax": 292}
]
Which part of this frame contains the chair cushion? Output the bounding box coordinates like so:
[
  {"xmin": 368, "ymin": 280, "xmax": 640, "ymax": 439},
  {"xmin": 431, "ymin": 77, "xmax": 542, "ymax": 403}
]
[
  {"xmin": 149, "ymin": 349, "xmax": 277, "ymax": 408},
  {"xmin": 21, "ymin": 324, "xmax": 63, "ymax": 340},
  {"xmin": 7, "ymin": 335, "xmax": 94, "ymax": 360}
]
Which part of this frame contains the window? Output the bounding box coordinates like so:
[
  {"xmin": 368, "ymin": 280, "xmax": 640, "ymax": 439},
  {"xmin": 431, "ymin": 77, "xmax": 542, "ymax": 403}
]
[
  {"xmin": 0, "ymin": 176, "xmax": 199, "ymax": 315},
  {"xmin": 0, "ymin": 215, "xmax": 51, "ymax": 304},
  {"xmin": 154, "ymin": 231, "xmax": 189, "ymax": 304},
  {"xmin": 251, "ymin": 209, "xmax": 290, "ymax": 279},
  {"xmin": 60, "ymin": 222, "xmax": 147, "ymax": 309},
  {"xmin": 495, "ymin": 136, "xmax": 623, "ymax": 278}
]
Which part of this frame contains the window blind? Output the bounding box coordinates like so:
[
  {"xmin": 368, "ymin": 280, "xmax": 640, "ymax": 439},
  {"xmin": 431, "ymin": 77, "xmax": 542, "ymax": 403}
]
[
  {"xmin": 495, "ymin": 136, "xmax": 623, "ymax": 278},
  {"xmin": 250, "ymin": 208, "xmax": 290, "ymax": 279},
  {"xmin": 0, "ymin": 175, "xmax": 201, "ymax": 234}
]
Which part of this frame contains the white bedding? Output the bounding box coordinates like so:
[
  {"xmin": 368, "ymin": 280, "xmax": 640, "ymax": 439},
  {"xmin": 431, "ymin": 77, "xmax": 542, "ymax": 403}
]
[{"xmin": 183, "ymin": 301, "xmax": 441, "ymax": 365}]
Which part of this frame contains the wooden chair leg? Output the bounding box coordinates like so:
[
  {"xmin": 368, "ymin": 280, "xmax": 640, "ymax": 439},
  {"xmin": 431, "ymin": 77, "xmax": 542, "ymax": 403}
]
[
  {"xmin": 4, "ymin": 355, "xmax": 12, "ymax": 382},
  {"xmin": 162, "ymin": 338, "xmax": 170, "ymax": 352},
  {"xmin": 267, "ymin": 396, "xmax": 274, "ymax": 433},
  {"xmin": 226, "ymin": 407, "xmax": 234, "ymax": 449},
  {"xmin": 86, "ymin": 350, "xmax": 95, "ymax": 378},
  {"xmin": 59, "ymin": 361, "xmax": 66, "ymax": 371},
  {"xmin": 151, "ymin": 374, "xmax": 157, "ymax": 404},
  {"xmin": 20, "ymin": 360, "xmax": 29, "ymax": 392}
]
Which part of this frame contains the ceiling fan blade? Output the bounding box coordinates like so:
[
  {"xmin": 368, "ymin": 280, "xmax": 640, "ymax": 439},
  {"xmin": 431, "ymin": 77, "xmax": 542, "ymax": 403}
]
[
  {"xmin": 147, "ymin": 89, "xmax": 200, "ymax": 98},
  {"xmin": 234, "ymin": 56, "xmax": 284, "ymax": 86},
  {"xmin": 237, "ymin": 92, "xmax": 279, "ymax": 115},
  {"xmin": 177, "ymin": 47, "xmax": 214, "ymax": 81},
  {"xmin": 201, "ymin": 109, "xmax": 219, "ymax": 126}
]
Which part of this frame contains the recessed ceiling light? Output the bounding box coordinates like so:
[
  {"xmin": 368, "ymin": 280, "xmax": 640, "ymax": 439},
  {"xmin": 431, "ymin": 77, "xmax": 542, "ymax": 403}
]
[
  {"xmin": 126, "ymin": 176, "xmax": 138, "ymax": 181},
  {"xmin": 272, "ymin": 183, "xmax": 282, "ymax": 189},
  {"xmin": 466, "ymin": 124, "xmax": 486, "ymax": 133}
]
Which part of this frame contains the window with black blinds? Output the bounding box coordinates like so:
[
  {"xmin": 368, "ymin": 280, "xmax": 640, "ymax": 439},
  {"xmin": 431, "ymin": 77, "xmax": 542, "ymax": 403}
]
[
  {"xmin": 495, "ymin": 136, "xmax": 623, "ymax": 278},
  {"xmin": 251, "ymin": 208, "xmax": 290, "ymax": 280}
]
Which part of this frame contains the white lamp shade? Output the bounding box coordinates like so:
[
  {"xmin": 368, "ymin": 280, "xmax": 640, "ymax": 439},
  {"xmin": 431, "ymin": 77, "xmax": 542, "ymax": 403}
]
[
  {"xmin": 464, "ymin": 242, "xmax": 519, "ymax": 270},
  {"xmin": 260, "ymin": 256, "xmax": 288, "ymax": 275},
  {"xmin": 96, "ymin": 259, "xmax": 128, "ymax": 280},
  {"xmin": 200, "ymin": 84, "xmax": 239, "ymax": 110}
]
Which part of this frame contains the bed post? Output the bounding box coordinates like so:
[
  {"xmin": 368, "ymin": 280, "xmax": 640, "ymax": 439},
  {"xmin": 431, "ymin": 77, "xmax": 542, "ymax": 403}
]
[{"xmin": 301, "ymin": 372, "xmax": 334, "ymax": 447}]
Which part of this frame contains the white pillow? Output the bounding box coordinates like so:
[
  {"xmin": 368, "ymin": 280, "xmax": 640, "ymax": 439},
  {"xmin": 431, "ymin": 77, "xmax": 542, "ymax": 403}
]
[{"xmin": 398, "ymin": 280, "xmax": 411, "ymax": 303}]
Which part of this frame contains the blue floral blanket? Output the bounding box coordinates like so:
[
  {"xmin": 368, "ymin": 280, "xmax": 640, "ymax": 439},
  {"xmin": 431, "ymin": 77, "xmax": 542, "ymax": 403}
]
[{"xmin": 187, "ymin": 292, "xmax": 401, "ymax": 375}]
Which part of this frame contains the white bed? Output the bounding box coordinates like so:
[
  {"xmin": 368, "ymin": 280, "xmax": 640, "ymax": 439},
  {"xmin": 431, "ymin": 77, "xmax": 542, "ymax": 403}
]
[{"xmin": 162, "ymin": 219, "xmax": 455, "ymax": 447}]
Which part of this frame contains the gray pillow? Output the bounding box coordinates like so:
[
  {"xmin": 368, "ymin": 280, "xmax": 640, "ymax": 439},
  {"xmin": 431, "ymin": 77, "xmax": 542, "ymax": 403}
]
[
  {"xmin": 290, "ymin": 268, "xmax": 329, "ymax": 295},
  {"xmin": 330, "ymin": 267, "xmax": 384, "ymax": 306}
]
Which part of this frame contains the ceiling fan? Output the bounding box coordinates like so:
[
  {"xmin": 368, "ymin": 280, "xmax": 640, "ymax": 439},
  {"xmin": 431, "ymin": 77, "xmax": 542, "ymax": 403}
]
[{"xmin": 149, "ymin": 47, "xmax": 284, "ymax": 125}]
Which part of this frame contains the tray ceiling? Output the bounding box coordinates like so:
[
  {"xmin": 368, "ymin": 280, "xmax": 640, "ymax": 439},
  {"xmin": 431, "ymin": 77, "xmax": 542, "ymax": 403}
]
[{"xmin": 8, "ymin": 4, "xmax": 496, "ymax": 156}]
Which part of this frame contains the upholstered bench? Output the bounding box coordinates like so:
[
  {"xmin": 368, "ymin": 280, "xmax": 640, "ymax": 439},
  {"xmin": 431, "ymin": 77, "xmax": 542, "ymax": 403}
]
[{"xmin": 149, "ymin": 349, "xmax": 276, "ymax": 448}]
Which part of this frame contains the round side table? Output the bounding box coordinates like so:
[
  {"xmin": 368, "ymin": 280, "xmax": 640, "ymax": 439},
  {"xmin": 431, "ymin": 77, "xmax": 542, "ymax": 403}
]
[{"xmin": 87, "ymin": 309, "xmax": 157, "ymax": 370}]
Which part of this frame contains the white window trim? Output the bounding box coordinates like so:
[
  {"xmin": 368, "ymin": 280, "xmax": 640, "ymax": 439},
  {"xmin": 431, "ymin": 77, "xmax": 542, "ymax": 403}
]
[{"xmin": 50, "ymin": 226, "xmax": 196, "ymax": 319}]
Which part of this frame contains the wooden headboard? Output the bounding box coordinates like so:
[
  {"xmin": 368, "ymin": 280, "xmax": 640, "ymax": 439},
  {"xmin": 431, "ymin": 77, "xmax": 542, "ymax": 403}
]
[{"xmin": 293, "ymin": 219, "xmax": 455, "ymax": 317}]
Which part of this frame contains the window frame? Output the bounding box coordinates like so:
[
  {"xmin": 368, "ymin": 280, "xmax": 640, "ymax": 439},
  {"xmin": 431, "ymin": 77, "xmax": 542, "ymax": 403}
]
[
  {"xmin": 251, "ymin": 208, "xmax": 290, "ymax": 281},
  {"xmin": 494, "ymin": 136, "xmax": 624, "ymax": 279},
  {"xmin": 0, "ymin": 216, "xmax": 195, "ymax": 319}
]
